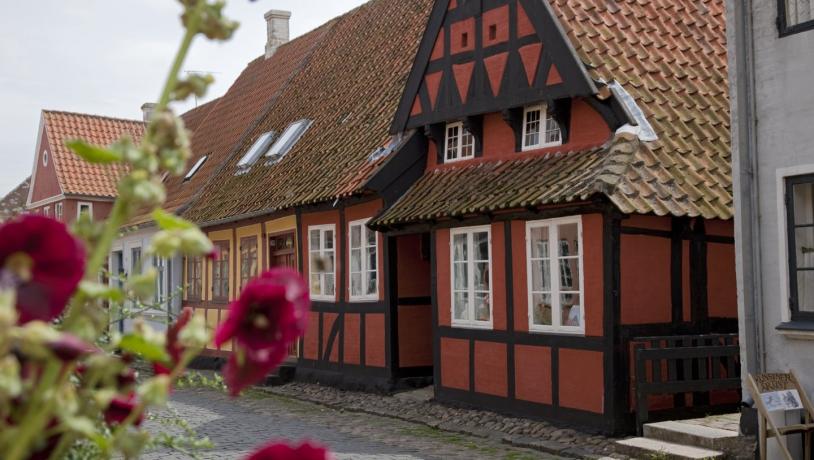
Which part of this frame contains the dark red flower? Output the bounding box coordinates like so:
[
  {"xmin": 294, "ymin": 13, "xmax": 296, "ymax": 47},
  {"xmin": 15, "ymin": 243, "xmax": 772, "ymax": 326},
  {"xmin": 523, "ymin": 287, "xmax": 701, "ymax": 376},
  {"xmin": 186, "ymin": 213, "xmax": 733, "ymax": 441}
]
[
  {"xmin": 47, "ymin": 334, "xmax": 97, "ymax": 362},
  {"xmin": 167, "ymin": 306, "xmax": 193, "ymax": 364},
  {"xmin": 245, "ymin": 441, "xmax": 331, "ymax": 460},
  {"xmin": 116, "ymin": 368, "xmax": 138, "ymax": 390},
  {"xmin": 214, "ymin": 268, "xmax": 309, "ymax": 395},
  {"xmin": 0, "ymin": 215, "xmax": 85, "ymax": 324},
  {"xmin": 104, "ymin": 394, "xmax": 144, "ymax": 427}
]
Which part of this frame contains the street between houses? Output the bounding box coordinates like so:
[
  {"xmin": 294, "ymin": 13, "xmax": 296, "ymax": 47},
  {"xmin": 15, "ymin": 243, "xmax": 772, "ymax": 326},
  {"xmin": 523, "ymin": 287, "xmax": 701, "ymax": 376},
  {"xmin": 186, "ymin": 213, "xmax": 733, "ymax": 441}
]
[{"xmin": 141, "ymin": 388, "xmax": 567, "ymax": 460}]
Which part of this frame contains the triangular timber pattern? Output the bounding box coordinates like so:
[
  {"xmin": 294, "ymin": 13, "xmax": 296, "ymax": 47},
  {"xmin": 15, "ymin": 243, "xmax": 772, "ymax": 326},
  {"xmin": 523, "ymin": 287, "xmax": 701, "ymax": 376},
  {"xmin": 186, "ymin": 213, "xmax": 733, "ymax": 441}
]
[{"xmin": 391, "ymin": 0, "xmax": 596, "ymax": 133}]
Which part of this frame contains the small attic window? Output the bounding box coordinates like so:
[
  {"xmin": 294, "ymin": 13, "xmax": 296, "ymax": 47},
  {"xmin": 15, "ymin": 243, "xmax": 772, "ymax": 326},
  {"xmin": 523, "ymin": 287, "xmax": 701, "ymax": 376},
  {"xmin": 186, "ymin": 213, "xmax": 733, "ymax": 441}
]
[
  {"xmin": 184, "ymin": 155, "xmax": 207, "ymax": 181},
  {"xmin": 42, "ymin": 150, "xmax": 48, "ymax": 167},
  {"xmin": 236, "ymin": 132, "xmax": 276, "ymax": 174},
  {"xmin": 368, "ymin": 134, "xmax": 404, "ymax": 163},
  {"xmin": 265, "ymin": 119, "xmax": 312, "ymax": 165}
]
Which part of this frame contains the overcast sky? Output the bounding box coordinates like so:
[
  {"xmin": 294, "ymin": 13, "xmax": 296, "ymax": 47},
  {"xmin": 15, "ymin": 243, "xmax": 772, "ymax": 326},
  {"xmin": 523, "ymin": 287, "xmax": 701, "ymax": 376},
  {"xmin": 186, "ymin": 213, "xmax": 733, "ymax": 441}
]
[{"xmin": 0, "ymin": 0, "xmax": 367, "ymax": 197}]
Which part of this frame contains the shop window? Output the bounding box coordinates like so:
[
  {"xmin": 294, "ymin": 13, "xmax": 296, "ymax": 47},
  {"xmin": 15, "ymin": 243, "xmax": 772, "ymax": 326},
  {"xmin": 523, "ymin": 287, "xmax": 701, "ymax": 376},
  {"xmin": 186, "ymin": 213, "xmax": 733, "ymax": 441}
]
[
  {"xmin": 451, "ymin": 226, "xmax": 492, "ymax": 328},
  {"xmin": 78, "ymin": 202, "xmax": 93, "ymax": 220},
  {"xmin": 785, "ymin": 175, "xmax": 814, "ymax": 321},
  {"xmin": 239, "ymin": 236, "xmax": 259, "ymax": 291},
  {"xmin": 212, "ymin": 241, "xmax": 230, "ymax": 302},
  {"xmin": 522, "ymin": 104, "xmax": 562, "ymax": 151},
  {"xmin": 526, "ymin": 216, "xmax": 585, "ymax": 334},
  {"xmin": 349, "ymin": 219, "xmax": 378, "ymax": 301},
  {"xmin": 445, "ymin": 121, "xmax": 475, "ymax": 162},
  {"xmin": 309, "ymin": 225, "xmax": 336, "ymax": 301}
]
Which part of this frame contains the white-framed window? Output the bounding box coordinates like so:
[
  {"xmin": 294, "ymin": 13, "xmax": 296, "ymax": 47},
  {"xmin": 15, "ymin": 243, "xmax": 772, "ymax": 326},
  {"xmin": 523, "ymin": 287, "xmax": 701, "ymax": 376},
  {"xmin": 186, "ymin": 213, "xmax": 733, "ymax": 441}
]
[
  {"xmin": 522, "ymin": 104, "xmax": 562, "ymax": 151},
  {"xmin": 349, "ymin": 219, "xmax": 378, "ymax": 301},
  {"xmin": 43, "ymin": 206, "xmax": 50, "ymax": 217},
  {"xmin": 42, "ymin": 150, "xmax": 48, "ymax": 167},
  {"xmin": 444, "ymin": 121, "xmax": 475, "ymax": 163},
  {"xmin": 451, "ymin": 226, "xmax": 492, "ymax": 328},
  {"xmin": 526, "ymin": 216, "xmax": 585, "ymax": 334},
  {"xmin": 78, "ymin": 202, "xmax": 93, "ymax": 220},
  {"xmin": 55, "ymin": 202, "xmax": 63, "ymax": 220},
  {"xmin": 266, "ymin": 120, "xmax": 312, "ymax": 164},
  {"xmin": 184, "ymin": 155, "xmax": 207, "ymax": 181},
  {"xmin": 308, "ymin": 224, "xmax": 336, "ymax": 301},
  {"xmin": 236, "ymin": 132, "xmax": 275, "ymax": 173}
]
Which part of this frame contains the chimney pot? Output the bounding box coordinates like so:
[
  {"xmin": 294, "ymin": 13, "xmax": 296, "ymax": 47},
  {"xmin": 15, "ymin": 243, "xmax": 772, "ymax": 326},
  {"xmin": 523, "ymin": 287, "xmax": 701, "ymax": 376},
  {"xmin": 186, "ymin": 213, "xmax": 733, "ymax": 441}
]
[
  {"xmin": 265, "ymin": 10, "xmax": 291, "ymax": 59},
  {"xmin": 141, "ymin": 103, "xmax": 157, "ymax": 122}
]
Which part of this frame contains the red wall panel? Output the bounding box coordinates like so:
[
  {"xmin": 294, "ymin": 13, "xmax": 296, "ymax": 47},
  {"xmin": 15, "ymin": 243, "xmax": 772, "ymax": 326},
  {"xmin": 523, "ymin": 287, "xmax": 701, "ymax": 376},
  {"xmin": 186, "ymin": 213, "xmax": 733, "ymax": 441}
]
[
  {"xmin": 344, "ymin": 313, "xmax": 361, "ymax": 365},
  {"xmin": 397, "ymin": 234, "xmax": 431, "ymax": 298},
  {"xmin": 474, "ymin": 341, "xmax": 508, "ymax": 397},
  {"xmin": 436, "ymin": 228, "xmax": 452, "ymax": 327},
  {"xmin": 30, "ymin": 128, "xmax": 62, "ymax": 203},
  {"xmin": 398, "ymin": 305, "xmax": 433, "ymax": 367},
  {"xmin": 707, "ymin": 243, "xmax": 737, "ymax": 318},
  {"xmin": 365, "ymin": 313, "xmax": 386, "ymax": 367},
  {"xmin": 559, "ymin": 348, "xmax": 604, "ymax": 414},
  {"xmin": 303, "ymin": 312, "xmax": 319, "ymax": 360},
  {"xmin": 323, "ymin": 313, "xmax": 339, "ymax": 362},
  {"xmin": 491, "ymin": 222, "xmax": 507, "ymax": 331},
  {"xmin": 514, "ymin": 344, "xmax": 552, "ymax": 404},
  {"xmin": 621, "ymin": 234, "xmax": 672, "ymax": 324},
  {"xmin": 441, "ymin": 337, "xmax": 469, "ymax": 390}
]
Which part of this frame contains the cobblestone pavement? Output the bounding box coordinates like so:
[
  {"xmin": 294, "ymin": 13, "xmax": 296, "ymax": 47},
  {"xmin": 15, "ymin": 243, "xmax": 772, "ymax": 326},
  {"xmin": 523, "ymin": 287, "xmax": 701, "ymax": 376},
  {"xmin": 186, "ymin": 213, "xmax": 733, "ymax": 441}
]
[{"xmin": 142, "ymin": 388, "xmax": 566, "ymax": 460}]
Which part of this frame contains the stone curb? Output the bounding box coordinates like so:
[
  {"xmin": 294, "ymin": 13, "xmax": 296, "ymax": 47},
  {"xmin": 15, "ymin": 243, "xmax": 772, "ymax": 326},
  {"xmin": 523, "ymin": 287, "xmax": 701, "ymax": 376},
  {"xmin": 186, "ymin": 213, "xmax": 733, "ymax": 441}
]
[{"xmin": 257, "ymin": 386, "xmax": 622, "ymax": 459}]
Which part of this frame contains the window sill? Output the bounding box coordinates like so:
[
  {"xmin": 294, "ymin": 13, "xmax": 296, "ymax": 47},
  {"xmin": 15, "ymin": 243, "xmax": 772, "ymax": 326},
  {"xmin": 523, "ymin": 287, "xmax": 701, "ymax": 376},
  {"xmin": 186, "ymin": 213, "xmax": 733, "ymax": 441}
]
[
  {"xmin": 349, "ymin": 297, "xmax": 379, "ymax": 303},
  {"xmin": 776, "ymin": 321, "xmax": 814, "ymax": 340},
  {"xmin": 528, "ymin": 326, "xmax": 585, "ymax": 336},
  {"xmin": 451, "ymin": 321, "xmax": 493, "ymax": 330},
  {"xmin": 311, "ymin": 296, "xmax": 336, "ymax": 303}
]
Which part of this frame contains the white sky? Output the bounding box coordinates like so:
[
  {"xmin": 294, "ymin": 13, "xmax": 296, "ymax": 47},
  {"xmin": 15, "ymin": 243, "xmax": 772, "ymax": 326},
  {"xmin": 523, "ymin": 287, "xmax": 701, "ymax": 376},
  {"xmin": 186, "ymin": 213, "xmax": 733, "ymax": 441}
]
[{"xmin": 0, "ymin": 0, "xmax": 368, "ymax": 196}]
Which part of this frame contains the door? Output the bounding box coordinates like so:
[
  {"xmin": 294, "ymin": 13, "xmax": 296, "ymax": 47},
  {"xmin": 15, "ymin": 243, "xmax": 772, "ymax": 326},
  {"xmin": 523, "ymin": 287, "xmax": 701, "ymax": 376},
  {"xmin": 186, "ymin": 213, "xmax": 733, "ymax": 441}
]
[{"xmin": 269, "ymin": 232, "xmax": 298, "ymax": 358}]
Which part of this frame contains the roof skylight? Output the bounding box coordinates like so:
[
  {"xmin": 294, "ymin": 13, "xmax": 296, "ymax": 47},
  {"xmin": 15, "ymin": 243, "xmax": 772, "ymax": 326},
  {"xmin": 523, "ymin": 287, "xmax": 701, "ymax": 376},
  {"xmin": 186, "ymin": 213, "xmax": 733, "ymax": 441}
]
[
  {"xmin": 236, "ymin": 132, "xmax": 275, "ymax": 173},
  {"xmin": 265, "ymin": 119, "xmax": 312, "ymax": 165},
  {"xmin": 184, "ymin": 156, "xmax": 207, "ymax": 181}
]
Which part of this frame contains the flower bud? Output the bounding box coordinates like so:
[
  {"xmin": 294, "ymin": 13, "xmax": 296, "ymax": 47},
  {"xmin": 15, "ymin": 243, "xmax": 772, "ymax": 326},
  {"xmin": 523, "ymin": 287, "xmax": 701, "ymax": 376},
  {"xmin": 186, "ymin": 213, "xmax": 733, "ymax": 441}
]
[
  {"xmin": 178, "ymin": 313, "xmax": 209, "ymax": 354},
  {"xmin": 47, "ymin": 334, "xmax": 98, "ymax": 362},
  {"xmin": 126, "ymin": 268, "xmax": 158, "ymax": 301},
  {"xmin": 137, "ymin": 374, "xmax": 171, "ymax": 406},
  {"xmin": 0, "ymin": 355, "xmax": 22, "ymax": 399},
  {"xmin": 14, "ymin": 321, "xmax": 61, "ymax": 360},
  {"xmin": 178, "ymin": 228, "xmax": 214, "ymax": 257},
  {"xmin": 150, "ymin": 231, "xmax": 183, "ymax": 258}
]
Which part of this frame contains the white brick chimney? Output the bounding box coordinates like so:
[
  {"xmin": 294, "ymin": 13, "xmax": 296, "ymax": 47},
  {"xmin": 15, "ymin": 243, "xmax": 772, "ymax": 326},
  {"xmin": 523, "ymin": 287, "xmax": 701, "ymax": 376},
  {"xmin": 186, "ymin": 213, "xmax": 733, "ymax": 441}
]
[
  {"xmin": 265, "ymin": 10, "xmax": 291, "ymax": 59},
  {"xmin": 141, "ymin": 103, "xmax": 157, "ymax": 122}
]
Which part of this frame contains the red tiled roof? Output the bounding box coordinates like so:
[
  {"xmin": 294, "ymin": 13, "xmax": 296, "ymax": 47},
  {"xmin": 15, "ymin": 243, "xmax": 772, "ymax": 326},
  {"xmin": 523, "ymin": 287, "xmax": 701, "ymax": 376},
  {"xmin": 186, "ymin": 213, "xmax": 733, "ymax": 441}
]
[
  {"xmin": 0, "ymin": 177, "xmax": 31, "ymax": 222},
  {"xmin": 42, "ymin": 111, "xmax": 144, "ymax": 198},
  {"xmin": 181, "ymin": 97, "xmax": 220, "ymax": 133},
  {"xmin": 128, "ymin": 21, "xmax": 335, "ymax": 226},
  {"xmin": 182, "ymin": 0, "xmax": 434, "ymax": 225}
]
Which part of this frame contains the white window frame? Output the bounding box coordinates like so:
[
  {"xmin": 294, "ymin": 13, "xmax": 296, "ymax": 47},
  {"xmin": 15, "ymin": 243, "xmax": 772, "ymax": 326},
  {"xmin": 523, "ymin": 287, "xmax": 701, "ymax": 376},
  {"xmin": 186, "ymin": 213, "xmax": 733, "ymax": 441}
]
[
  {"xmin": 266, "ymin": 120, "xmax": 312, "ymax": 163},
  {"xmin": 348, "ymin": 219, "xmax": 379, "ymax": 302},
  {"xmin": 526, "ymin": 216, "xmax": 585, "ymax": 335},
  {"xmin": 444, "ymin": 121, "xmax": 475, "ymax": 163},
  {"xmin": 55, "ymin": 202, "xmax": 63, "ymax": 220},
  {"xmin": 77, "ymin": 202, "xmax": 93, "ymax": 219},
  {"xmin": 777, "ymin": 164, "xmax": 814, "ymax": 327},
  {"xmin": 43, "ymin": 206, "xmax": 50, "ymax": 217},
  {"xmin": 522, "ymin": 104, "xmax": 563, "ymax": 151},
  {"xmin": 184, "ymin": 155, "xmax": 207, "ymax": 181},
  {"xmin": 236, "ymin": 132, "xmax": 275, "ymax": 171},
  {"xmin": 450, "ymin": 225, "xmax": 493, "ymax": 329},
  {"xmin": 308, "ymin": 224, "xmax": 337, "ymax": 302}
]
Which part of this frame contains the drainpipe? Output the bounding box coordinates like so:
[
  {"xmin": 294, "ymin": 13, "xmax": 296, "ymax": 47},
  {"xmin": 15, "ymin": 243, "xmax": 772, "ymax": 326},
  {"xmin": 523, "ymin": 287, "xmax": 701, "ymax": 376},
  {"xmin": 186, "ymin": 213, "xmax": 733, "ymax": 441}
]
[{"xmin": 731, "ymin": 0, "xmax": 765, "ymax": 397}]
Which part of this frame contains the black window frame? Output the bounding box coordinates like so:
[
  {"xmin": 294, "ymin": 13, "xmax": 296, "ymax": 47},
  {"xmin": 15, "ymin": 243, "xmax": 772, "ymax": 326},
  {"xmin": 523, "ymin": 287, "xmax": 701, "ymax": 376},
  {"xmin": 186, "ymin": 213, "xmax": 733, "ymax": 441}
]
[
  {"xmin": 785, "ymin": 174, "xmax": 814, "ymax": 322},
  {"xmin": 778, "ymin": 0, "xmax": 814, "ymax": 37}
]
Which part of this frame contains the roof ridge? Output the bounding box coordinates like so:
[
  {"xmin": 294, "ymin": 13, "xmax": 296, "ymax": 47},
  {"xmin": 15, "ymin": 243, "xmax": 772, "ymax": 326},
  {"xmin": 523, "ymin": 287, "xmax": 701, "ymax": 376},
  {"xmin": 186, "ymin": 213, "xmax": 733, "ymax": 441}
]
[
  {"xmin": 590, "ymin": 132, "xmax": 640, "ymax": 197},
  {"xmin": 43, "ymin": 109, "xmax": 145, "ymax": 125}
]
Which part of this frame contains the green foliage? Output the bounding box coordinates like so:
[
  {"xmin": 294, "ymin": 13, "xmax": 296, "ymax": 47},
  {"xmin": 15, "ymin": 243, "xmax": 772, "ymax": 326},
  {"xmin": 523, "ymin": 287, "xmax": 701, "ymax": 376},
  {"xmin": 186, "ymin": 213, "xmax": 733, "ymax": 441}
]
[
  {"xmin": 118, "ymin": 334, "xmax": 171, "ymax": 364},
  {"xmin": 66, "ymin": 140, "xmax": 123, "ymax": 164}
]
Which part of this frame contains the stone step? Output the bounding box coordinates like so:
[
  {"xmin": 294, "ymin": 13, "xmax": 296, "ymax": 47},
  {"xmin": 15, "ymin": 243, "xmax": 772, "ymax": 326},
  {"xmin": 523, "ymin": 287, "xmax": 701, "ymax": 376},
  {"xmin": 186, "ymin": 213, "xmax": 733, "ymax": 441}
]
[
  {"xmin": 615, "ymin": 437, "xmax": 725, "ymax": 460},
  {"xmin": 643, "ymin": 420, "xmax": 741, "ymax": 451}
]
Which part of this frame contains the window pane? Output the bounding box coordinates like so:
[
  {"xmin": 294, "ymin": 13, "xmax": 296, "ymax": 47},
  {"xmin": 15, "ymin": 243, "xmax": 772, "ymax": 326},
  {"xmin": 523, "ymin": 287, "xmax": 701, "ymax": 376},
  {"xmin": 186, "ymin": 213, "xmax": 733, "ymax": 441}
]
[
  {"xmin": 454, "ymin": 292, "xmax": 469, "ymax": 320},
  {"xmin": 453, "ymin": 234, "xmax": 467, "ymax": 261},
  {"xmin": 558, "ymin": 224, "xmax": 579, "ymax": 255},
  {"xmin": 310, "ymin": 230, "xmax": 320, "ymax": 250},
  {"xmin": 794, "ymin": 182, "xmax": 814, "ymax": 226},
  {"xmin": 474, "ymin": 262, "xmax": 490, "ymax": 291},
  {"xmin": 310, "ymin": 253, "xmax": 323, "ymax": 273},
  {"xmin": 795, "ymin": 227, "xmax": 814, "ymax": 268},
  {"xmin": 559, "ymin": 258, "xmax": 580, "ymax": 290},
  {"xmin": 367, "ymin": 271, "xmax": 377, "ymax": 295},
  {"xmin": 324, "ymin": 252, "xmax": 334, "ymax": 273},
  {"xmin": 311, "ymin": 274, "xmax": 321, "ymax": 294},
  {"xmin": 561, "ymin": 293, "xmax": 581, "ymax": 327},
  {"xmin": 531, "ymin": 293, "xmax": 552, "ymax": 326},
  {"xmin": 324, "ymin": 274, "xmax": 335, "ymax": 296},
  {"xmin": 474, "ymin": 293, "xmax": 490, "ymax": 322},
  {"xmin": 351, "ymin": 248, "xmax": 362, "ymax": 272},
  {"xmin": 474, "ymin": 231, "xmax": 489, "ymax": 261},
  {"xmin": 797, "ymin": 270, "xmax": 814, "ymax": 312},
  {"xmin": 366, "ymin": 228, "xmax": 376, "ymax": 247},
  {"xmin": 531, "ymin": 259, "xmax": 551, "ymax": 292},
  {"xmin": 351, "ymin": 273, "xmax": 362, "ymax": 297},
  {"xmin": 461, "ymin": 129, "xmax": 474, "ymax": 158},
  {"xmin": 351, "ymin": 225, "xmax": 362, "ymax": 249},
  {"xmin": 367, "ymin": 247, "xmax": 377, "ymax": 270},
  {"xmin": 453, "ymin": 262, "xmax": 468, "ymax": 290},
  {"xmin": 324, "ymin": 231, "xmax": 334, "ymax": 249},
  {"xmin": 544, "ymin": 113, "xmax": 562, "ymax": 144},
  {"xmin": 530, "ymin": 226, "xmax": 550, "ymax": 258}
]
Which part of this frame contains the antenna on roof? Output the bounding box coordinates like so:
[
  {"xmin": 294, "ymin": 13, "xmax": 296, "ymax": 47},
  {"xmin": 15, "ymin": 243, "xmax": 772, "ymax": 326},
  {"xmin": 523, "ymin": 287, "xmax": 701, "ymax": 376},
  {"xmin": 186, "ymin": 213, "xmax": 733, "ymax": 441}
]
[{"xmin": 184, "ymin": 70, "xmax": 221, "ymax": 107}]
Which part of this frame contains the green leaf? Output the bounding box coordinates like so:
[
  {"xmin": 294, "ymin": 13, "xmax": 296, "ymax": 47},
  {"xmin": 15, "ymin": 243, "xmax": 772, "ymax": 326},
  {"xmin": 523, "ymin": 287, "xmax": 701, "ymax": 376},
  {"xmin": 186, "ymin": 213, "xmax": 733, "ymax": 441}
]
[
  {"xmin": 66, "ymin": 140, "xmax": 123, "ymax": 164},
  {"xmin": 152, "ymin": 209, "xmax": 195, "ymax": 231},
  {"xmin": 118, "ymin": 334, "xmax": 170, "ymax": 363},
  {"xmin": 79, "ymin": 281, "xmax": 125, "ymax": 302}
]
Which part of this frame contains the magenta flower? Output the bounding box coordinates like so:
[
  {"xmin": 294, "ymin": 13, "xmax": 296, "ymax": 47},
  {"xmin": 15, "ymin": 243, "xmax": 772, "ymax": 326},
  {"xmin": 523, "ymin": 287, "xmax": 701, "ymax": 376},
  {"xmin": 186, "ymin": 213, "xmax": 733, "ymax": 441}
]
[
  {"xmin": 47, "ymin": 334, "xmax": 97, "ymax": 362},
  {"xmin": 245, "ymin": 441, "xmax": 332, "ymax": 460},
  {"xmin": 214, "ymin": 268, "xmax": 309, "ymax": 395},
  {"xmin": 0, "ymin": 215, "xmax": 85, "ymax": 324},
  {"xmin": 104, "ymin": 394, "xmax": 144, "ymax": 427}
]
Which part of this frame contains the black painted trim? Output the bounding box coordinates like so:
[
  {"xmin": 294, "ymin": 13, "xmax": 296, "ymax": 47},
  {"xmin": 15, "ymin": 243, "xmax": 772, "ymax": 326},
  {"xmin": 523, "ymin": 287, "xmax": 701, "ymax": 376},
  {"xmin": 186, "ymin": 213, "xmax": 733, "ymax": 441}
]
[
  {"xmin": 398, "ymin": 296, "xmax": 433, "ymax": 306},
  {"xmin": 777, "ymin": 0, "xmax": 814, "ymax": 37},
  {"xmin": 438, "ymin": 326, "xmax": 605, "ymax": 350}
]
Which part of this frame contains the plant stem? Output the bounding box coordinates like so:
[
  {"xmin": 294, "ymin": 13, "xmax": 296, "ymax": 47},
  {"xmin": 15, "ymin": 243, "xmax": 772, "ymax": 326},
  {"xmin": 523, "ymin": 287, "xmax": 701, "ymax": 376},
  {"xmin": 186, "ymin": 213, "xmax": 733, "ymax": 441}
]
[
  {"xmin": 156, "ymin": 1, "xmax": 205, "ymax": 111},
  {"xmin": 4, "ymin": 362, "xmax": 61, "ymax": 460}
]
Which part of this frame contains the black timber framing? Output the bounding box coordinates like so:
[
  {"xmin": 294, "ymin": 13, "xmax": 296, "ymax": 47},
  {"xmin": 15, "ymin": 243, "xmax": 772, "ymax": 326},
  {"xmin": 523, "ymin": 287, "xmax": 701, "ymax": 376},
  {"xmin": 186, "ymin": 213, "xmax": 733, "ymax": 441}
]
[{"xmin": 296, "ymin": 198, "xmax": 433, "ymax": 390}]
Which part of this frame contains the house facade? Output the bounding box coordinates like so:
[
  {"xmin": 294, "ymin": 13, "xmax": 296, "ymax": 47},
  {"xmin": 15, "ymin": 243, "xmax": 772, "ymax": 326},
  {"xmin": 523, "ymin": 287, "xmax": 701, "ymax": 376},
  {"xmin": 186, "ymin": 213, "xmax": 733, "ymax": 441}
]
[
  {"xmin": 728, "ymin": 0, "xmax": 814, "ymax": 451},
  {"xmin": 172, "ymin": 0, "xmax": 737, "ymax": 434}
]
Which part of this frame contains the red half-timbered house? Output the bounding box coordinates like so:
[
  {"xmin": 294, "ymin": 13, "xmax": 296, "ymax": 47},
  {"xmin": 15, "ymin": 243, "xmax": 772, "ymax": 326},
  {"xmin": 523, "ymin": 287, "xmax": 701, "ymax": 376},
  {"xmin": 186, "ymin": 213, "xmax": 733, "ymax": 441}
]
[{"xmin": 367, "ymin": 0, "xmax": 736, "ymax": 433}]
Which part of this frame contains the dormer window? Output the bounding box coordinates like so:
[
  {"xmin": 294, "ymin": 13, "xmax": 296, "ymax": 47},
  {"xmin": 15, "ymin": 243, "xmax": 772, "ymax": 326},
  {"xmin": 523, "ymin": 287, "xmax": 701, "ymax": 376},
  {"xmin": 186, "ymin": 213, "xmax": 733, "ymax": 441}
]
[
  {"xmin": 184, "ymin": 155, "xmax": 207, "ymax": 181},
  {"xmin": 522, "ymin": 104, "xmax": 562, "ymax": 151},
  {"xmin": 445, "ymin": 122, "xmax": 475, "ymax": 163},
  {"xmin": 265, "ymin": 119, "xmax": 312, "ymax": 165},
  {"xmin": 236, "ymin": 132, "xmax": 275, "ymax": 174}
]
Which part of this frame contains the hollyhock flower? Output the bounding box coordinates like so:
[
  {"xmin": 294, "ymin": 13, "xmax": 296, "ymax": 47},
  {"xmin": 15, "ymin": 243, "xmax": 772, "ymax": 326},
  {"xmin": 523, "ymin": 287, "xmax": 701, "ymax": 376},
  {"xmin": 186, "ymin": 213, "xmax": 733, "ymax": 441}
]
[
  {"xmin": 104, "ymin": 394, "xmax": 144, "ymax": 427},
  {"xmin": 245, "ymin": 441, "xmax": 332, "ymax": 460},
  {"xmin": 167, "ymin": 307, "xmax": 193, "ymax": 364},
  {"xmin": 214, "ymin": 268, "xmax": 309, "ymax": 395},
  {"xmin": 0, "ymin": 215, "xmax": 85, "ymax": 324},
  {"xmin": 47, "ymin": 334, "xmax": 97, "ymax": 362}
]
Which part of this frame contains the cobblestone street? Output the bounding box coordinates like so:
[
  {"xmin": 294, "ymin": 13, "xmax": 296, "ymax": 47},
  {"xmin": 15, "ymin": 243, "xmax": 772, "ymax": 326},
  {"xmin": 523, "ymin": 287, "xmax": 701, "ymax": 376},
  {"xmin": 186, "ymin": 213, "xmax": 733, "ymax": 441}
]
[{"xmin": 142, "ymin": 388, "xmax": 564, "ymax": 460}]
